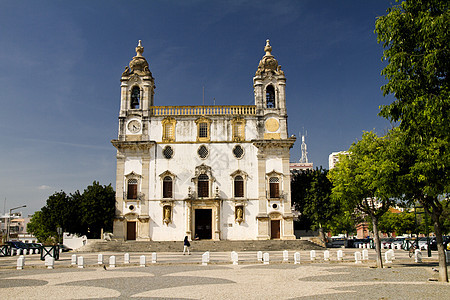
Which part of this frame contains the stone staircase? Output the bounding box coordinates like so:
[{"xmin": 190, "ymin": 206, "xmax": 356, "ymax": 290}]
[{"xmin": 77, "ymin": 239, "xmax": 323, "ymax": 253}]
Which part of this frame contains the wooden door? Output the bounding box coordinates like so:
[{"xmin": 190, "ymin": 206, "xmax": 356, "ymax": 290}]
[
  {"xmin": 271, "ymin": 220, "xmax": 280, "ymax": 239},
  {"xmin": 127, "ymin": 222, "xmax": 136, "ymax": 240}
]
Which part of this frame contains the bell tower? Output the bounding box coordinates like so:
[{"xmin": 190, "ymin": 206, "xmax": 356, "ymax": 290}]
[
  {"xmin": 117, "ymin": 40, "xmax": 155, "ymax": 141},
  {"xmin": 253, "ymin": 40, "xmax": 288, "ymax": 139}
]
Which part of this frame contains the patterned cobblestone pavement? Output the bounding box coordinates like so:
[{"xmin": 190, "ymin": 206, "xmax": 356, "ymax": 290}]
[{"xmin": 1, "ymin": 250, "xmax": 448, "ymax": 299}]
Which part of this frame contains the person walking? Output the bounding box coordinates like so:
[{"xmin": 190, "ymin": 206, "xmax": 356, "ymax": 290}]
[{"xmin": 183, "ymin": 236, "xmax": 191, "ymax": 255}]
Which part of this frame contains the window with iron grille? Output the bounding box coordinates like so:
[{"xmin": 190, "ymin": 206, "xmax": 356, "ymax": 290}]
[
  {"xmin": 234, "ymin": 175, "xmax": 244, "ymax": 198},
  {"xmin": 163, "ymin": 146, "xmax": 174, "ymax": 159},
  {"xmin": 233, "ymin": 145, "xmax": 244, "ymax": 159},
  {"xmin": 163, "ymin": 176, "xmax": 173, "ymax": 198},
  {"xmin": 198, "ymin": 174, "xmax": 209, "ymax": 197},
  {"xmin": 127, "ymin": 179, "xmax": 138, "ymax": 199},
  {"xmin": 199, "ymin": 122, "xmax": 208, "ymax": 138},
  {"xmin": 198, "ymin": 145, "xmax": 209, "ymax": 159},
  {"xmin": 269, "ymin": 177, "xmax": 280, "ymax": 198},
  {"xmin": 164, "ymin": 123, "xmax": 174, "ymax": 140}
]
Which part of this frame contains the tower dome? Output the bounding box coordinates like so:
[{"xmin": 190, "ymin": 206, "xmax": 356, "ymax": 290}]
[
  {"xmin": 122, "ymin": 40, "xmax": 152, "ymax": 77},
  {"xmin": 255, "ymin": 39, "xmax": 284, "ymax": 76}
]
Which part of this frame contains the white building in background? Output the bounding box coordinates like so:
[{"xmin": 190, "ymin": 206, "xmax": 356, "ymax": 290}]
[
  {"xmin": 112, "ymin": 40, "xmax": 296, "ymax": 241},
  {"xmin": 328, "ymin": 151, "xmax": 348, "ymax": 169}
]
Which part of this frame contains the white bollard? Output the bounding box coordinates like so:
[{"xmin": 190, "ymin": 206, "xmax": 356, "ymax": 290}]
[
  {"xmin": 263, "ymin": 252, "xmax": 270, "ymax": 265},
  {"xmin": 358, "ymin": 244, "xmax": 362, "ymax": 249},
  {"xmin": 152, "ymin": 252, "xmax": 157, "ymax": 264},
  {"xmin": 231, "ymin": 251, "xmax": 238, "ymax": 265},
  {"xmin": 324, "ymin": 250, "xmax": 330, "ymax": 261},
  {"xmin": 71, "ymin": 254, "xmax": 77, "ymax": 265},
  {"xmin": 414, "ymin": 249, "xmax": 422, "ymax": 263},
  {"xmin": 337, "ymin": 250, "xmax": 343, "ymax": 261},
  {"xmin": 389, "ymin": 249, "xmax": 395, "ymax": 260},
  {"xmin": 77, "ymin": 256, "xmax": 84, "ymax": 268},
  {"xmin": 445, "ymin": 251, "xmax": 449, "ymax": 264},
  {"xmin": 355, "ymin": 251, "xmax": 362, "ymax": 264},
  {"xmin": 206, "ymin": 251, "xmax": 210, "ymax": 262},
  {"xmin": 45, "ymin": 256, "xmax": 54, "ymax": 269},
  {"xmin": 362, "ymin": 249, "xmax": 368, "ymax": 261},
  {"xmin": 310, "ymin": 250, "xmax": 316, "ymax": 261},
  {"xmin": 109, "ymin": 256, "xmax": 116, "ymax": 268},
  {"xmin": 385, "ymin": 251, "xmax": 393, "ymax": 263},
  {"xmin": 294, "ymin": 252, "xmax": 300, "ymax": 264},
  {"xmin": 202, "ymin": 252, "xmax": 208, "ymax": 266},
  {"xmin": 124, "ymin": 253, "xmax": 130, "ymax": 264},
  {"xmin": 257, "ymin": 251, "xmax": 263, "ymax": 262},
  {"xmin": 140, "ymin": 255, "xmax": 146, "ymax": 267},
  {"xmin": 283, "ymin": 250, "xmax": 289, "ymax": 262},
  {"xmin": 17, "ymin": 257, "xmax": 24, "ymax": 270},
  {"xmin": 98, "ymin": 254, "xmax": 103, "ymax": 265}
]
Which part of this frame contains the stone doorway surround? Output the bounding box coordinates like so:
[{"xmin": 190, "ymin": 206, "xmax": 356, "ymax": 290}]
[{"xmin": 186, "ymin": 199, "xmax": 221, "ymax": 240}]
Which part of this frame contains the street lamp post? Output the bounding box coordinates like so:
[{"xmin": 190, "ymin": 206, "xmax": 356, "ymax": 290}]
[{"xmin": 6, "ymin": 205, "xmax": 26, "ymax": 242}]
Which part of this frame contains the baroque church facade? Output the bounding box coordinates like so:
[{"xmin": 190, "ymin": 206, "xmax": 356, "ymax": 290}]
[{"xmin": 112, "ymin": 40, "xmax": 296, "ymax": 241}]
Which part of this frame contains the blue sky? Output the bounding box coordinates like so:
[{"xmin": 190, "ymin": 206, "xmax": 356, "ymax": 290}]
[{"xmin": 0, "ymin": 0, "xmax": 396, "ymax": 216}]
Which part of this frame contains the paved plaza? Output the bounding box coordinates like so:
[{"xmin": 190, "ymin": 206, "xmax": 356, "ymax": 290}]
[{"xmin": 0, "ymin": 250, "xmax": 448, "ymax": 299}]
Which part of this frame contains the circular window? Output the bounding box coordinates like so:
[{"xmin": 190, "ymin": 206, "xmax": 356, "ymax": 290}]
[
  {"xmin": 163, "ymin": 146, "xmax": 174, "ymax": 159},
  {"xmin": 233, "ymin": 145, "xmax": 244, "ymax": 159},
  {"xmin": 129, "ymin": 205, "xmax": 135, "ymax": 211},
  {"xmin": 198, "ymin": 145, "xmax": 209, "ymax": 159},
  {"xmin": 272, "ymin": 203, "xmax": 278, "ymax": 209}
]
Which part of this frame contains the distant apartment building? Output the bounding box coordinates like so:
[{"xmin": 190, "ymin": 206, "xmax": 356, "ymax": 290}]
[{"xmin": 328, "ymin": 151, "xmax": 348, "ymax": 169}]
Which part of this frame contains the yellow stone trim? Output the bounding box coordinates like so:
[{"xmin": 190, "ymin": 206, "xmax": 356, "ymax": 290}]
[
  {"xmin": 264, "ymin": 133, "xmax": 281, "ymax": 139},
  {"xmin": 151, "ymin": 105, "xmax": 256, "ymax": 116},
  {"xmin": 161, "ymin": 117, "xmax": 177, "ymax": 142},
  {"xmin": 125, "ymin": 135, "xmax": 142, "ymax": 141},
  {"xmin": 195, "ymin": 117, "xmax": 212, "ymax": 142},
  {"xmin": 231, "ymin": 117, "xmax": 246, "ymax": 142},
  {"xmin": 265, "ymin": 118, "xmax": 279, "ymax": 132}
]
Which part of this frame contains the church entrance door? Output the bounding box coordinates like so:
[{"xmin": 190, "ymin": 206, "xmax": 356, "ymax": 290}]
[
  {"xmin": 270, "ymin": 220, "xmax": 280, "ymax": 239},
  {"xmin": 195, "ymin": 209, "xmax": 212, "ymax": 239},
  {"xmin": 127, "ymin": 221, "xmax": 136, "ymax": 240}
]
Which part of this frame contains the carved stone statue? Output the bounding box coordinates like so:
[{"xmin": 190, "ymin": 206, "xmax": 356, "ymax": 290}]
[
  {"xmin": 164, "ymin": 206, "xmax": 171, "ymax": 224},
  {"xmin": 236, "ymin": 206, "xmax": 243, "ymax": 223}
]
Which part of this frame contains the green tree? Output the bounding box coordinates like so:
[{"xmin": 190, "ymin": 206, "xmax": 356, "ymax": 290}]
[
  {"xmin": 291, "ymin": 168, "xmax": 340, "ymax": 241},
  {"xmin": 80, "ymin": 181, "xmax": 116, "ymax": 239},
  {"xmin": 375, "ymin": 0, "xmax": 449, "ymax": 281},
  {"xmin": 27, "ymin": 210, "xmax": 53, "ymax": 243},
  {"xmin": 27, "ymin": 182, "xmax": 116, "ymax": 241},
  {"xmin": 329, "ymin": 131, "xmax": 400, "ymax": 268},
  {"xmin": 376, "ymin": 211, "xmax": 415, "ymax": 236}
]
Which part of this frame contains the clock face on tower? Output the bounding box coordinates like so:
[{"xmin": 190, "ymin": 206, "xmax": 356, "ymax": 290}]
[{"xmin": 127, "ymin": 120, "xmax": 141, "ymax": 133}]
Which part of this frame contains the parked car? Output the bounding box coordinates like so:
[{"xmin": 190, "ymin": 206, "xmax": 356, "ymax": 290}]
[
  {"xmin": 381, "ymin": 238, "xmax": 394, "ymax": 249},
  {"xmin": 429, "ymin": 236, "xmax": 450, "ymax": 251},
  {"xmin": 59, "ymin": 244, "xmax": 72, "ymax": 252},
  {"xmin": 5, "ymin": 241, "xmax": 29, "ymax": 252},
  {"xmin": 391, "ymin": 238, "xmax": 405, "ymax": 249},
  {"xmin": 25, "ymin": 243, "xmax": 42, "ymax": 254}
]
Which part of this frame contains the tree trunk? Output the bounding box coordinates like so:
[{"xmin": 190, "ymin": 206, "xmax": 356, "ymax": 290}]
[
  {"xmin": 371, "ymin": 214, "xmax": 383, "ymax": 268},
  {"xmin": 430, "ymin": 206, "xmax": 448, "ymax": 282}
]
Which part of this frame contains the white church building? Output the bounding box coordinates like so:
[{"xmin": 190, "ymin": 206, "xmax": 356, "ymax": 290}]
[{"xmin": 112, "ymin": 40, "xmax": 296, "ymax": 241}]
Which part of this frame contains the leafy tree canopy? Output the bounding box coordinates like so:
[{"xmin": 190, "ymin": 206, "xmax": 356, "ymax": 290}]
[{"xmin": 27, "ymin": 181, "xmax": 115, "ymax": 242}]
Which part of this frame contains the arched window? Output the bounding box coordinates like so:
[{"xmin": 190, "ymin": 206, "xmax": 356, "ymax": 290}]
[
  {"xmin": 198, "ymin": 174, "xmax": 209, "ymax": 197},
  {"xmin": 234, "ymin": 175, "xmax": 244, "ymax": 198},
  {"xmin": 130, "ymin": 86, "xmax": 140, "ymax": 109},
  {"xmin": 163, "ymin": 176, "xmax": 173, "ymax": 198},
  {"xmin": 269, "ymin": 177, "xmax": 279, "ymax": 198},
  {"xmin": 266, "ymin": 85, "xmax": 275, "ymax": 108},
  {"xmin": 127, "ymin": 179, "xmax": 138, "ymax": 199}
]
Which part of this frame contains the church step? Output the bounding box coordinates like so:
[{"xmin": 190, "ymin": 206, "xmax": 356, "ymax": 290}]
[{"xmin": 77, "ymin": 239, "xmax": 324, "ymax": 253}]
